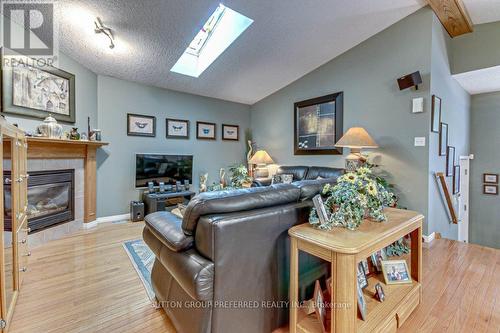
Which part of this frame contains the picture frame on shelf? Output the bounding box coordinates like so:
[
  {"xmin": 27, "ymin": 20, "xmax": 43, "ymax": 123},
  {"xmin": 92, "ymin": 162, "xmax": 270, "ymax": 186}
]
[
  {"xmin": 166, "ymin": 118, "xmax": 189, "ymax": 139},
  {"xmin": 483, "ymin": 173, "xmax": 499, "ymax": 184},
  {"xmin": 294, "ymin": 92, "xmax": 344, "ymax": 155},
  {"xmin": 446, "ymin": 146, "xmax": 455, "ymax": 177},
  {"xmin": 370, "ymin": 249, "xmax": 387, "ymax": 272},
  {"xmin": 313, "ymin": 280, "xmax": 328, "ymax": 333},
  {"xmin": 453, "ymin": 165, "xmax": 460, "ymax": 194},
  {"xmin": 127, "ymin": 113, "xmax": 156, "ymax": 137},
  {"xmin": 357, "ymin": 283, "xmax": 367, "ymax": 321},
  {"xmin": 222, "ymin": 124, "xmax": 239, "ymax": 141},
  {"xmin": 381, "ymin": 260, "xmax": 412, "ymax": 285},
  {"xmin": 431, "ymin": 95, "xmax": 441, "ymax": 133},
  {"xmin": 357, "ymin": 262, "xmax": 368, "ymax": 289},
  {"xmin": 374, "ymin": 283, "xmax": 385, "ymax": 302},
  {"xmin": 483, "ymin": 185, "xmax": 498, "ymax": 195},
  {"xmin": 439, "ymin": 123, "xmax": 448, "ymax": 156},
  {"xmin": 196, "ymin": 121, "xmax": 216, "ymax": 140}
]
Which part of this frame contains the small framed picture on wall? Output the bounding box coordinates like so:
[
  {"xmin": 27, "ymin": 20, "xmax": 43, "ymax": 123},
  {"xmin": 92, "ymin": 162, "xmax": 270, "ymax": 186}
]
[
  {"xmin": 439, "ymin": 123, "xmax": 448, "ymax": 156},
  {"xmin": 196, "ymin": 121, "xmax": 216, "ymax": 140},
  {"xmin": 446, "ymin": 146, "xmax": 455, "ymax": 177},
  {"xmin": 127, "ymin": 113, "xmax": 156, "ymax": 137},
  {"xmin": 222, "ymin": 124, "xmax": 239, "ymax": 141},
  {"xmin": 431, "ymin": 95, "xmax": 441, "ymax": 133},
  {"xmin": 484, "ymin": 185, "xmax": 498, "ymax": 195},
  {"xmin": 166, "ymin": 118, "xmax": 189, "ymax": 139},
  {"xmin": 483, "ymin": 173, "xmax": 499, "ymax": 184},
  {"xmin": 453, "ymin": 165, "xmax": 460, "ymax": 194}
]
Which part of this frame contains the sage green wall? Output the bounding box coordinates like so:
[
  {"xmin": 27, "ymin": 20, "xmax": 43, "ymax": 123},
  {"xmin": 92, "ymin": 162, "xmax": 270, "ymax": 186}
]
[
  {"xmin": 96, "ymin": 76, "xmax": 251, "ymax": 217},
  {"xmin": 428, "ymin": 15, "xmax": 471, "ymax": 240},
  {"xmin": 470, "ymin": 92, "xmax": 500, "ymax": 249},
  {"xmin": 451, "ymin": 21, "xmax": 500, "ymax": 74},
  {"xmin": 250, "ymin": 8, "xmax": 433, "ymax": 231}
]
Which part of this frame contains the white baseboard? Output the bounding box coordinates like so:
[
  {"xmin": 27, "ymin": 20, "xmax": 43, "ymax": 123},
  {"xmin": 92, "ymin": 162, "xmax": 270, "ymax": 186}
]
[
  {"xmin": 82, "ymin": 213, "xmax": 129, "ymax": 229},
  {"xmin": 423, "ymin": 232, "xmax": 436, "ymax": 243}
]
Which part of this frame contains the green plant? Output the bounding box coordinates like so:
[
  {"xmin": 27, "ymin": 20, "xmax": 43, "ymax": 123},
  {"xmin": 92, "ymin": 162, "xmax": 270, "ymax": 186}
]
[
  {"xmin": 206, "ymin": 164, "xmax": 252, "ymax": 191},
  {"xmin": 385, "ymin": 238, "xmax": 410, "ymax": 256},
  {"xmin": 309, "ymin": 167, "xmax": 395, "ymax": 230}
]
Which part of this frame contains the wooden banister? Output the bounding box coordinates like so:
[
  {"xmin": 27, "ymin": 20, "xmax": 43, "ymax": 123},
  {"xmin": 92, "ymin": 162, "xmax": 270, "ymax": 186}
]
[{"xmin": 436, "ymin": 172, "xmax": 458, "ymax": 224}]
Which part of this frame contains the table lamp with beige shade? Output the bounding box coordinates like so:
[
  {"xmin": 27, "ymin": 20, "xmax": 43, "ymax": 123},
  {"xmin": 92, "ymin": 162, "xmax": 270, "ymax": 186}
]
[
  {"xmin": 335, "ymin": 127, "xmax": 378, "ymax": 171},
  {"xmin": 249, "ymin": 150, "xmax": 274, "ymax": 178}
]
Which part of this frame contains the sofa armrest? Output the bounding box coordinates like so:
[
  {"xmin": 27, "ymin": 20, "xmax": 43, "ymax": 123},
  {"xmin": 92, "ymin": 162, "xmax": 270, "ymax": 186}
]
[
  {"xmin": 145, "ymin": 211, "xmax": 193, "ymax": 252},
  {"xmin": 252, "ymin": 177, "xmax": 272, "ymax": 187}
]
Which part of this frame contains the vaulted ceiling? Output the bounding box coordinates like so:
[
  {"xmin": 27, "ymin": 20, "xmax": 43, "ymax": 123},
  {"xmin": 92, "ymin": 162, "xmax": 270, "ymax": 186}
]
[{"xmin": 55, "ymin": 0, "xmax": 499, "ymax": 104}]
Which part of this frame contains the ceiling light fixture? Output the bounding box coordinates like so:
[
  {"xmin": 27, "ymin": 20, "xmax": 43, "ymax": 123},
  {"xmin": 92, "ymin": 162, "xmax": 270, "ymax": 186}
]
[{"xmin": 94, "ymin": 17, "xmax": 115, "ymax": 49}]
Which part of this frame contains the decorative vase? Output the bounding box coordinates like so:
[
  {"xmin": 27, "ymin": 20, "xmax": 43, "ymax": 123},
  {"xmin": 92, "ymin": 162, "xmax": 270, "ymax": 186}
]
[
  {"xmin": 69, "ymin": 127, "xmax": 80, "ymax": 140},
  {"xmin": 37, "ymin": 115, "xmax": 63, "ymax": 139}
]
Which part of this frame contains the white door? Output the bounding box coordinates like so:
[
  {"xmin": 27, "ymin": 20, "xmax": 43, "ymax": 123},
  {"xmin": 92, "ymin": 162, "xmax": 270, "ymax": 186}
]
[{"xmin": 458, "ymin": 157, "xmax": 471, "ymax": 243}]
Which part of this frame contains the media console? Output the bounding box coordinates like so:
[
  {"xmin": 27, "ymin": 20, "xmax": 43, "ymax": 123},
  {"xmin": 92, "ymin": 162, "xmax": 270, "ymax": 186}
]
[{"xmin": 142, "ymin": 190, "xmax": 195, "ymax": 215}]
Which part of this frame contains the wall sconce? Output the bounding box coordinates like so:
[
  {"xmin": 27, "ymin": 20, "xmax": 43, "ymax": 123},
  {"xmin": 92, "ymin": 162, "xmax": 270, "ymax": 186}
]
[{"xmin": 94, "ymin": 17, "xmax": 115, "ymax": 49}]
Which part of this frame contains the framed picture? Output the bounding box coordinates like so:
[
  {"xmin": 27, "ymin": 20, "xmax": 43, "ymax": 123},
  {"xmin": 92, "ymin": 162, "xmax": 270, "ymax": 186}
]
[
  {"xmin": 197, "ymin": 121, "xmax": 216, "ymax": 140},
  {"xmin": 483, "ymin": 173, "xmax": 499, "ymax": 184},
  {"xmin": 166, "ymin": 118, "xmax": 189, "ymax": 139},
  {"xmin": 431, "ymin": 95, "xmax": 441, "ymax": 133},
  {"xmin": 453, "ymin": 165, "xmax": 460, "ymax": 195},
  {"xmin": 313, "ymin": 280, "xmax": 328, "ymax": 333},
  {"xmin": 222, "ymin": 124, "xmax": 239, "ymax": 141},
  {"xmin": 374, "ymin": 283, "xmax": 385, "ymax": 302},
  {"xmin": 484, "ymin": 185, "xmax": 498, "ymax": 195},
  {"xmin": 313, "ymin": 194, "xmax": 330, "ymax": 225},
  {"xmin": 446, "ymin": 146, "xmax": 455, "ymax": 177},
  {"xmin": 361, "ymin": 259, "xmax": 370, "ymax": 276},
  {"xmin": 326, "ymin": 277, "xmax": 332, "ymax": 298},
  {"xmin": 370, "ymin": 249, "xmax": 387, "ymax": 272},
  {"xmin": 381, "ymin": 260, "xmax": 412, "ymax": 285},
  {"xmin": 1, "ymin": 58, "xmax": 76, "ymax": 123},
  {"xmin": 357, "ymin": 283, "xmax": 367, "ymax": 321},
  {"xmin": 127, "ymin": 113, "xmax": 156, "ymax": 137},
  {"xmin": 439, "ymin": 123, "xmax": 448, "ymax": 156},
  {"xmin": 294, "ymin": 92, "xmax": 344, "ymax": 155},
  {"xmin": 357, "ymin": 262, "xmax": 368, "ymax": 289}
]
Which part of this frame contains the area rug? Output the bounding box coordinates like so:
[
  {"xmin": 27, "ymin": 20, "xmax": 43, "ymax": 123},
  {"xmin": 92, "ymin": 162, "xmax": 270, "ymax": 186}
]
[{"xmin": 123, "ymin": 239, "xmax": 156, "ymax": 303}]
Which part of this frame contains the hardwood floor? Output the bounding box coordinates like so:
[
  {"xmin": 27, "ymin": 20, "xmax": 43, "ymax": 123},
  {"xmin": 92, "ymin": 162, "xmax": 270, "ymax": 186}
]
[
  {"xmin": 9, "ymin": 221, "xmax": 176, "ymax": 333},
  {"xmin": 8, "ymin": 222, "xmax": 500, "ymax": 333}
]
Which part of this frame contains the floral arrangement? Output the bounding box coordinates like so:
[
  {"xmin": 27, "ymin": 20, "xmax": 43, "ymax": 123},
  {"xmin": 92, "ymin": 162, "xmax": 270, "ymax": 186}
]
[{"xmin": 309, "ymin": 166, "xmax": 396, "ymax": 230}]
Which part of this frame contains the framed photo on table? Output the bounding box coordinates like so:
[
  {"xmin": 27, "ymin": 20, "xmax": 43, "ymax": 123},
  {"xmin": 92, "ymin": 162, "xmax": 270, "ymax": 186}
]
[
  {"xmin": 166, "ymin": 118, "xmax": 189, "ymax": 139},
  {"xmin": 381, "ymin": 260, "xmax": 412, "ymax": 285},
  {"xmin": 127, "ymin": 113, "xmax": 156, "ymax": 137},
  {"xmin": 313, "ymin": 280, "xmax": 328, "ymax": 333}
]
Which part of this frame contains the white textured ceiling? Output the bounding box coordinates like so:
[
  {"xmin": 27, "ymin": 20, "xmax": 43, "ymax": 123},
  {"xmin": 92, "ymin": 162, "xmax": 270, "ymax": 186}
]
[
  {"xmin": 56, "ymin": 0, "xmax": 430, "ymax": 105},
  {"xmin": 462, "ymin": 0, "xmax": 500, "ymax": 24},
  {"xmin": 453, "ymin": 66, "xmax": 500, "ymax": 95}
]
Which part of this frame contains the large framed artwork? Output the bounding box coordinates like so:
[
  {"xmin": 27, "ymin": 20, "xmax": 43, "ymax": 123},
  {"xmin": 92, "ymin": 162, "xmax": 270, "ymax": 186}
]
[
  {"xmin": 294, "ymin": 92, "xmax": 344, "ymax": 155},
  {"xmin": 1, "ymin": 58, "xmax": 76, "ymax": 123},
  {"xmin": 127, "ymin": 113, "xmax": 156, "ymax": 137}
]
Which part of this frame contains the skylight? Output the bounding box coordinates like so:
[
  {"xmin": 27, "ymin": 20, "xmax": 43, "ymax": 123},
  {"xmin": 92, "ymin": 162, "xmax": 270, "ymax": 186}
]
[{"xmin": 170, "ymin": 4, "xmax": 253, "ymax": 78}]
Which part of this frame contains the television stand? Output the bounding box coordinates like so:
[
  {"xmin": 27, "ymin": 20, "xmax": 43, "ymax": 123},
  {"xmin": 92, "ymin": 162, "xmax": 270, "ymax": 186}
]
[{"xmin": 143, "ymin": 190, "xmax": 195, "ymax": 215}]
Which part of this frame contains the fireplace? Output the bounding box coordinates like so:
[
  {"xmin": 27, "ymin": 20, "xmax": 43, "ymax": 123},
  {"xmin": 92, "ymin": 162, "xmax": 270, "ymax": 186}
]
[{"xmin": 4, "ymin": 169, "xmax": 75, "ymax": 233}]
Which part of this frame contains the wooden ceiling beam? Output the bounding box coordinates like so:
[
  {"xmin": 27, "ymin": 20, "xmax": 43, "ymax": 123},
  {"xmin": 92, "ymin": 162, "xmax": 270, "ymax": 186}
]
[{"xmin": 427, "ymin": 0, "xmax": 473, "ymax": 37}]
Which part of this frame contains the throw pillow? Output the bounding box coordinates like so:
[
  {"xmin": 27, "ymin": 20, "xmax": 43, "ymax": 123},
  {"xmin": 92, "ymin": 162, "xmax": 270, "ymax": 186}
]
[
  {"xmin": 271, "ymin": 174, "xmax": 282, "ymax": 185},
  {"xmin": 281, "ymin": 174, "xmax": 293, "ymax": 184}
]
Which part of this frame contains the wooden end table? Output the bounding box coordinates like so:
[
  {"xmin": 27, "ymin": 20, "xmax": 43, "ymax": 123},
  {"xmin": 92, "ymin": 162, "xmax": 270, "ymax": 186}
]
[{"xmin": 288, "ymin": 208, "xmax": 424, "ymax": 333}]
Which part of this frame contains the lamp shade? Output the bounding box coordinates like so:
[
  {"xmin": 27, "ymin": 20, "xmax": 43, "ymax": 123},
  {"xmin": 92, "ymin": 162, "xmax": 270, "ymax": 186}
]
[
  {"xmin": 249, "ymin": 150, "xmax": 274, "ymax": 165},
  {"xmin": 335, "ymin": 127, "xmax": 378, "ymax": 149}
]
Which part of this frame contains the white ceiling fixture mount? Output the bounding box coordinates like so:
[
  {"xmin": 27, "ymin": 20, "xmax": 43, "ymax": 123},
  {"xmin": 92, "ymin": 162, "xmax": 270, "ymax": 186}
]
[
  {"xmin": 171, "ymin": 4, "xmax": 253, "ymax": 78},
  {"xmin": 94, "ymin": 17, "xmax": 115, "ymax": 49}
]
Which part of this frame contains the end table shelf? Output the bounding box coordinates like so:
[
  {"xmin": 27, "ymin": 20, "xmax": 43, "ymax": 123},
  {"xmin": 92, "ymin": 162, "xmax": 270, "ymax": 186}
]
[{"xmin": 288, "ymin": 208, "xmax": 424, "ymax": 333}]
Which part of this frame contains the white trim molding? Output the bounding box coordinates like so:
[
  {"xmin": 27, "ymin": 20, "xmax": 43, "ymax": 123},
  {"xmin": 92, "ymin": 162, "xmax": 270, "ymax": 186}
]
[
  {"xmin": 82, "ymin": 213, "xmax": 130, "ymax": 229},
  {"xmin": 423, "ymin": 232, "xmax": 436, "ymax": 243}
]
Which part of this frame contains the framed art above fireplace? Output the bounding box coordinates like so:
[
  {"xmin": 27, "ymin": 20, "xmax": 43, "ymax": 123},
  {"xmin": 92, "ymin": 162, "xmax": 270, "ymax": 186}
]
[{"xmin": 294, "ymin": 92, "xmax": 344, "ymax": 155}]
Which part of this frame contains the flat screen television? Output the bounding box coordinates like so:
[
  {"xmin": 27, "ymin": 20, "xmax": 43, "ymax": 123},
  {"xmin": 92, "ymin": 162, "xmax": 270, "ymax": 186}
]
[{"xmin": 135, "ymin": 154, "xmax": 193, "ymax": 188}]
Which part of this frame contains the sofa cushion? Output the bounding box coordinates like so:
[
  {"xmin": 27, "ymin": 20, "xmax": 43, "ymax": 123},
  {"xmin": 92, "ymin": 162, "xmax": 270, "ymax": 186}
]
[
  {"xmin": 276, "ymin": 166, "xmax": 309, "ymax": 181},
  {"xmin": 294, "ymin": 178, "xmax": 338, "ymax": 201},
  {"xmin": 305, "ymin": 166, "xmax": 344, "ymax": 180},
  {"xmin": 182, "ymin": 184, "xmax": 300, "ymax": 235},
  {"xmin": 145, "ymin": 211, "xmax": 194, "ymax": 252}
]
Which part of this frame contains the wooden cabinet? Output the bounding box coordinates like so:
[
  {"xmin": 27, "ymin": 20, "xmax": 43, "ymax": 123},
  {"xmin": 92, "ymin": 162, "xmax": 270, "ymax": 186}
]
[
  {"xmin": 289, "ymin": 208, "xmax": 423, "ymax": 333},
  {"xmin": 0, "ymin": 119, "xmax": 29, "ymax": 332}
]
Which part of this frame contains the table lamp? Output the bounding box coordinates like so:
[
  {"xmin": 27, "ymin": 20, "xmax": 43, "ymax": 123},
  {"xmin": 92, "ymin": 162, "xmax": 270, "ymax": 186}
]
[
  {"xmin": 249, "ymin": 150, "xmax": 274, "ymax": 178},
  {"xmin": 335, "ymin": 127, "xmax": 378, "ymax": 171}
]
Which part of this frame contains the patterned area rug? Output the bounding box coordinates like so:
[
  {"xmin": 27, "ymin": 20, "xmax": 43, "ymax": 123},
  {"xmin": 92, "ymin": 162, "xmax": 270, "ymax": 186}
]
[{"xmin": 123, "ymin": 239, "xmax": 156, "ymax": 302}]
